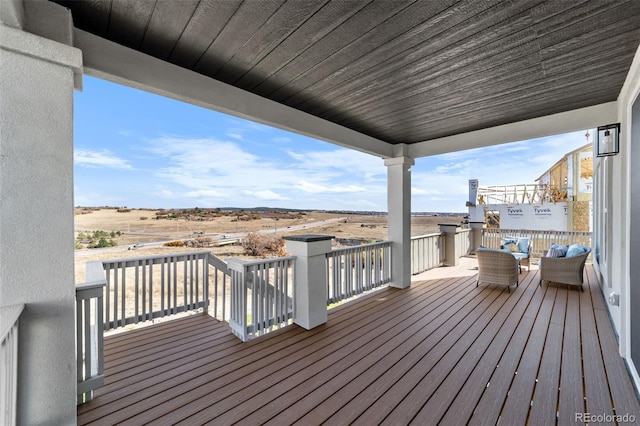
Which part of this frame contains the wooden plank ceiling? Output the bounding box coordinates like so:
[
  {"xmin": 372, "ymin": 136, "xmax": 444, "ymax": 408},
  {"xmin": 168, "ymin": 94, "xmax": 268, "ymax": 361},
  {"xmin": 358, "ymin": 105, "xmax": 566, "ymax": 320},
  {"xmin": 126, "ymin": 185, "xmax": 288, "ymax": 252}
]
[{"xmin": 51, "ymin": 0, "xmax": 640, "ymax": 145}]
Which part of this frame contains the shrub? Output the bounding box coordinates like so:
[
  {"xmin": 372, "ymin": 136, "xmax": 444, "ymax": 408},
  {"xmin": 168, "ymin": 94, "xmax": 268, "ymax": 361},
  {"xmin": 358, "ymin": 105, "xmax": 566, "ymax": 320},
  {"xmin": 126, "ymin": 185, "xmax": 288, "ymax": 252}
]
[
  {"xmin": 242, "ymin": 233, "xmax": 287, "ymax": 258},
  {"xmin": 164, "ymin": 240, "xmax": 185, "ymax": 247}
]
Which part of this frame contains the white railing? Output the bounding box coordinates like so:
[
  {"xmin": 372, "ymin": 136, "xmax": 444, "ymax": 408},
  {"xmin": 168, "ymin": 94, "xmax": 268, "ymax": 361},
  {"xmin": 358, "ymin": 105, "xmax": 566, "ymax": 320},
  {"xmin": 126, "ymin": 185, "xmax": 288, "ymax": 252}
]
[
  {"xmin": 227, "ymin": 256, "xmax": 296, "ymax": 342},
  {"xmin": 326, "ymin": 241, "xmax": 392, "ymax": 305},
  {"xmin": 482, "ymin": 228, "xmax": 592, "ymax": 258},
  {"xmin": 455, "ymin": 228, "xmax": 472, "ymax": 259},
  {"xmin": 98, "ymin": 251, "xmax": 217, "ymax": 330},
  {"xmin": 208, "ymin": 254, "xmax": 232, "ymax": 322},
  {"xmin": 411, "ymin": 233, "xmax": 445, "ymax": 274},
  {"xmin": 1, "ymin": 304, "xmax": 24, "ymax": 425},
  {"xmin": 76, "ymin": 268, "xmax": 105, "ymax": 404}
]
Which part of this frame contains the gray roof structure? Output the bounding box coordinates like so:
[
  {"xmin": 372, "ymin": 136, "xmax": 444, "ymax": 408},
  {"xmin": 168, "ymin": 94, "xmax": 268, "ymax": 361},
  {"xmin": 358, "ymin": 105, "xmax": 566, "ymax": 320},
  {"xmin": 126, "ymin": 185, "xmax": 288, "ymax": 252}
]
[{"xmin": 50, "ymin": 0, "xmax": 640, "ymax": 153}]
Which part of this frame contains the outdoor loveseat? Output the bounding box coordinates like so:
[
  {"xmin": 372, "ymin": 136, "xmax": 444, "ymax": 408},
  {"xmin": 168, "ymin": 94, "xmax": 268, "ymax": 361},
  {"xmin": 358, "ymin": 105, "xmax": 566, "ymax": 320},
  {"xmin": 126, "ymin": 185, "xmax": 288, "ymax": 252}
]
[
  {"xmin": 539, "ymin": 244, "xmax": 591, "ymax": 291},
  {"xmin": 476, "ymin": 248, "xmax": 519, "ymax": 292}
]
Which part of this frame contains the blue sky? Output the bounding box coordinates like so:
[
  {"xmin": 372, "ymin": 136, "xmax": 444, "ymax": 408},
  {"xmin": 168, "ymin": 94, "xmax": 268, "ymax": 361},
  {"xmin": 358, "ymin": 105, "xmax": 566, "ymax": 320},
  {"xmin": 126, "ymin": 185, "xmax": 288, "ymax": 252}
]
[{"xmin": 74, "ymin": 76, "xmax": 593, "ymax": 213}]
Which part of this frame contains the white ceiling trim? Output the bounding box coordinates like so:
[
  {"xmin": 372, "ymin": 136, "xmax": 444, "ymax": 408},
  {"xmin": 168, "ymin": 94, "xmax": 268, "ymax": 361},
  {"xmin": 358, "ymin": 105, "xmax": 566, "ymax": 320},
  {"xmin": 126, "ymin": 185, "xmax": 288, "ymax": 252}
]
[{"xmin": 73, "ymin": 29, "xmax": 394, "ymax": 159}]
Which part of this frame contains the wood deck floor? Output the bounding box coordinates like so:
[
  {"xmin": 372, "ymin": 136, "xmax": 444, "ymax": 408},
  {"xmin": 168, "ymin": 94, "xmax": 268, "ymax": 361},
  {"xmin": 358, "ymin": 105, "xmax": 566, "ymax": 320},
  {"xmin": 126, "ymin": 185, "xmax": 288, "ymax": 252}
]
[{"xmin": 78, "ymin": 257, "xmax": 640, "ymax": 425}]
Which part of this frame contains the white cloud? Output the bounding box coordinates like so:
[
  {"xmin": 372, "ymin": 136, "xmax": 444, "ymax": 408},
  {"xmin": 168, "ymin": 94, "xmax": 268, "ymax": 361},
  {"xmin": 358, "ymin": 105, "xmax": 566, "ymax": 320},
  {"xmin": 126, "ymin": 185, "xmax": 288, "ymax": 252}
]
[
  {"xmin": 75, "ymin": 149, "xmax": 132, "ymax": 169},
  {"xmin": 287, "ymin": 148, "xmax": 385, "ymax": 179},
  {"xmin": 225, "ymin": 132, "xmax": 245, "ymax": 141},
  {"xmin": 295, "ymin": 180, "xmax": 365, "ymax": 194},
  {"xmin": 184, "ymin": 189, "xmax": 228, "ymax": 198},
  {"xmin": 243, "ymin": 190, "xmax": 290, "ymax": 200}
]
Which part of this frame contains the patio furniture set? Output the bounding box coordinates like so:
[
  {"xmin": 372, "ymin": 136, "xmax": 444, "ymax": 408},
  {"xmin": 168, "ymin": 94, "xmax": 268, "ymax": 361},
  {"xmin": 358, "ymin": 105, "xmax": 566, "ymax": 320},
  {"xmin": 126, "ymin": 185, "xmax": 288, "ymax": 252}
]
[{"xmin": 476, "ymin": 237, "xmax": 591, "ymax": 292}]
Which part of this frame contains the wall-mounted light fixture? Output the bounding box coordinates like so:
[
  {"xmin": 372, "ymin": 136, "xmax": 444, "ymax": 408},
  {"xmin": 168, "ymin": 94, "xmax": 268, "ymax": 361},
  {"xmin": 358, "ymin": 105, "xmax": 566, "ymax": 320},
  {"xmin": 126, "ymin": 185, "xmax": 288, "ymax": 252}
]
[{"xmin": 596, "ymin": 123, "xmax": 620, "ymax": 157}]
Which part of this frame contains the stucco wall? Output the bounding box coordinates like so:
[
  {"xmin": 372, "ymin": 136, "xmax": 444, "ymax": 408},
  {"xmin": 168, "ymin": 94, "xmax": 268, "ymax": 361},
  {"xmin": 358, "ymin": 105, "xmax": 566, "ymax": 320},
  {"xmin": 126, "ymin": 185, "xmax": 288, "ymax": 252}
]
[{"xmin": 1, "ymin": 25, "xmax": 81, "ymax": 425}]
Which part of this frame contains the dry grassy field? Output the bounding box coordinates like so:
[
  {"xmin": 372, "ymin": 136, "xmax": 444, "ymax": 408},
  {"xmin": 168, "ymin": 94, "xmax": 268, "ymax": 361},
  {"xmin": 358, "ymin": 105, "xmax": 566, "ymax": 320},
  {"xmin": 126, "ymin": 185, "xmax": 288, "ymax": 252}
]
[{"xmin": 74, "ymin": 208, "xmax": 465, "ymax": 283}]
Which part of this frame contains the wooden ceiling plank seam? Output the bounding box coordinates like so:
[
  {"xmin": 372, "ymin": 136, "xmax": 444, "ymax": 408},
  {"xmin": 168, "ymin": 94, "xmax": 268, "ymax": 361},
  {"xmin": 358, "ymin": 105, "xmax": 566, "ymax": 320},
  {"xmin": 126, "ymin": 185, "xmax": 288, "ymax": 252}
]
[
  {"xmin": 168, "ymin": 0, "xmax": 243, "ymax": 70},
  {"xmin": 163, "ymin": 1, "xmax": 203, "ymax": 63},
  {"xmin": 346, "ymin": 35, "xmax": 637, "ymax": 126},
  {"xmin": 234, "ymin": 0, "xmax": 372, "ymax": 92},
  {"xmin": 271, "ymin": 0, "xmax": 491, "ymax": 105},
  {"xmin": 192, "ymin": 0, "xmax": 286, "ymax": 77},
  {"xmin": 321, "ymin": 50, "xmax": 543, "ymax": 128},
  {"xmin": 139, "ymin": 0, "xmax": 200, "ymax": 60},
  {"xmin": 536, "ymin": 0, "xmax": 640, "ymax": 50},
  {"xmin": 314, "ymin": 26, "xmax": 543, "ymax": 123},
  {"xmin": 136, "ymin": 0, "xmax": 156, "ymax": 51},
  {"xmin": 251, "ymin": 0, "xmax": 423, "ymax": 100},
  {"xmin": 298, "ymin": 1, "xmax": 639, "ymax": 120},
  {"xmin": 358, "ymin": 68, "xmax": 625, "ymax": 138},
  {"xmin": 106, "ymin": 0, "xmax": 155, "ymax": 51},
  {"xmin": 55, "ymin": 0, "xmax": 111, "ymax": 36},
  {"xmin": 533, "ymin": 0, "xmax": 636, "ymax": 38},
  {"xmin": 400, "ymin": 94, "xmax": 620, "ymax": 145},
  {"xmin": 272, "ymin": 0, "xmax": 493, "ymax": 108},
  {"xmin": 367, "ymin": 65, "xmax": 628, "ymax": 139},
  {"xmin": 312, "ymin": 8, "xmax": 640, "ymax": 126},
  {"xmin": 528, "ymin": 0, "xmax": 592, "ymax": 25},
  {"xmin": 260, "ymin": 0, "xmax": 460, "ymax": 102},
  {"xmin": 541, "ymin": 35, "xmax": 640, "ymax": 77},
  {"xmin": 285, "ymin": 0, "xmax": 542, "ymax": 114},
  {"xmin": 392, "ymin": 85, "xmax": 622, "ymax": 145},
  {"xmin": 291, "ymin": 0, "xmax": 535, "ymax": 120},
  {"xmin": 539, "ymin": 17, "xmax": 640, "ymax": 62},
  {"xmin": 334, "ymin": 57, "xmax": 545, "ymax": 127},
  {"xmin": 214, "ymin": 0, "xmax": 331, "ymax": 86},
  {"xmin": 407, "ymin": 102, "xmax": 616, "ymax": 157},
  {"xmin": 400, "ymin": 55, "xmax": 633, "ymax": 127},
  {"xmin": 389, "ymin": 78, "xmax": 626, "ymax": 144}
]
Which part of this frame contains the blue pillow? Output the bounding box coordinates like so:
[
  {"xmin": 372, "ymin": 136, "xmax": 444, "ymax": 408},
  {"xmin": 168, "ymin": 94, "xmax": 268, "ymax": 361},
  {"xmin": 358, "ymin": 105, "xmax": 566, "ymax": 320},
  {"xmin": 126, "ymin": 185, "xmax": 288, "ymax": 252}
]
[
  {"xmin": 517, "ymin": 238, "xmax": 530, "ymax": 254},
  {"xmin": 501, "ymin": 238, "xmax": 517, "ymax": 246},
  {"xmin": 566, "ymin": 244, "xmax": 590, "ymax": 258},
  {"xmin": 547, "ymin": 244, "xmax": 567, "ymax": 258}
]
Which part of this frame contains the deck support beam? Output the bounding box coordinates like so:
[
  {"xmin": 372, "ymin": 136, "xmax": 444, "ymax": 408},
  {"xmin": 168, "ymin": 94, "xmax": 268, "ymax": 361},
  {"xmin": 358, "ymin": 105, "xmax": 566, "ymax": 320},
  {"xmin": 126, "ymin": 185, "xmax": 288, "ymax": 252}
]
[
  {"xmin": 385, "ymin": 154, "xmax": 414, "ymax": 288},
  {"xmin": 0, "ymin": 13, "xmax": 82, "ymax": 424}
]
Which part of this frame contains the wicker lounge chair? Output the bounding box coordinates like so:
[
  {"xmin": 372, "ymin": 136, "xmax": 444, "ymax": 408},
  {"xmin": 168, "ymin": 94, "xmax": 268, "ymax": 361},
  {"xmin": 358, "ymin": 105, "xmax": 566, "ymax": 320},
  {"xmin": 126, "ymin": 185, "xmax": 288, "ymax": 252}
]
[
  {"xmin": 539, "ymin": 249, "xmax": 591, "ymax": 291},
  {"xmin": 476, "ymin": 248, "xmax": 519, "ymax": 292}
]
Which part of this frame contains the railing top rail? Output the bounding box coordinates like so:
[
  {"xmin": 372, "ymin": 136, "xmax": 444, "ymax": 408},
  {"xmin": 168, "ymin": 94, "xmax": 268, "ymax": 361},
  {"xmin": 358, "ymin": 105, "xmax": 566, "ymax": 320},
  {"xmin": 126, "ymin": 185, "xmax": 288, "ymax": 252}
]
[
  {"xmin": 100, "ymin": 250, "xmax": 212, "ymax": 265},
  {"xmin": 483, "ymin": 228, "xmax": 592, "ymax": 236},
  {"xmin": 76, "ymin": 279, "xmax": 108, "ymax": 291},
  {"xmin": 226, "ymin": 255, "xmax": 297, "ymax": 268},
  {"xmin": 411, "ymin": 233, "xmax": 443, "ymax": 240},
  {"xmin": 1, "ymin": 303, "xmax": 25, "ymax": 342},
  {"xmin": 331, "ymin": 240, "xmax": 392, "ymax": 252},
  {"xmin": 208, "ymin": 253, "xmax": 229, "ymax": 273}
]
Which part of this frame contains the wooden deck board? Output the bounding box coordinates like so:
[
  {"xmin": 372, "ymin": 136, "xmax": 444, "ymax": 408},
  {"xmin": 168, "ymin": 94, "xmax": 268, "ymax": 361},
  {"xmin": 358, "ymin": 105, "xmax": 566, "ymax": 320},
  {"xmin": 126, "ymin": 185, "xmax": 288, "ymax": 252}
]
[{"xmin": 78, "ymin": 259, "xmax": 640, "ymax": 425}]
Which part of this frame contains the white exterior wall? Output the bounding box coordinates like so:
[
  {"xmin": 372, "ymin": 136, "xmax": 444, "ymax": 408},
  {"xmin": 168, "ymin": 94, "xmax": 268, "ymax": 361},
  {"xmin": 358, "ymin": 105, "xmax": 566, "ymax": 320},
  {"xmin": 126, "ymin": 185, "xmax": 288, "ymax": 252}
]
[
  {"xmin": 619, "ymin": 44, "xmax": 640, "ymax": 383},
  {"xmin": 0, "ymin": 23, "xmax": 81, "ymax": 424},
  {"xmin": 594, "ymin": 43, "xmax": 640, "ymax": 387}
]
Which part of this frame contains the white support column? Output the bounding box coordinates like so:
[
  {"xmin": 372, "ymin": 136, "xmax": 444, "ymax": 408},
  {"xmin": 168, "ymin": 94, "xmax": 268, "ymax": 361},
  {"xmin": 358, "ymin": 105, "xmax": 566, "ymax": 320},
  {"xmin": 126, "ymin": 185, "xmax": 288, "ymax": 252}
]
[
  {"xmin": 284, "ymin": 235, "xmax": 333, "ymax": 330},
  {"xmin": 440, "ymin": 223, "xmax": 461, "ymax": 266},
  {"xmin": 469, "ymin": 221, "xmax": 485, "ymax": 254},
  {"xmin": 0, "ymin": 20, "xmax": 82, "ymax": 425},
  {"xmin": 385, "ymin": 156, "xmax": 414, "ymax": 289}
]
